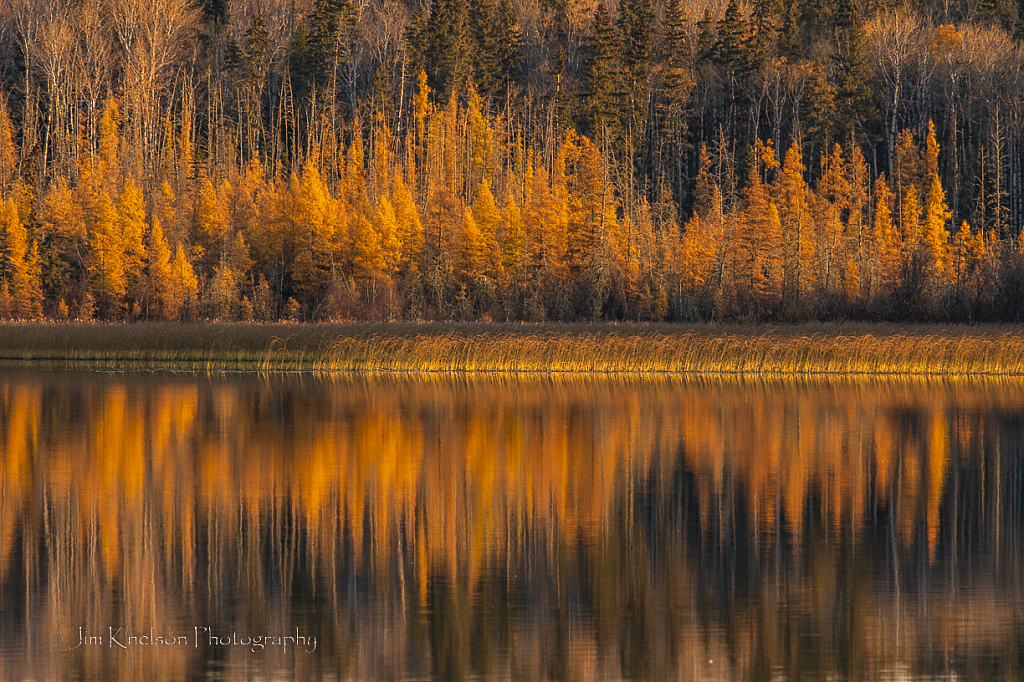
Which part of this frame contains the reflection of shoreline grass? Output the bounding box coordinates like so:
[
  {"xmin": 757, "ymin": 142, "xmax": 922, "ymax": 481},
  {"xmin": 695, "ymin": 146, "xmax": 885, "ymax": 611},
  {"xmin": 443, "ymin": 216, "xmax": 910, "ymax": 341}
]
[{"xmin": 2, "ymin": 321, "xmax": 1024, "ymax": 375}]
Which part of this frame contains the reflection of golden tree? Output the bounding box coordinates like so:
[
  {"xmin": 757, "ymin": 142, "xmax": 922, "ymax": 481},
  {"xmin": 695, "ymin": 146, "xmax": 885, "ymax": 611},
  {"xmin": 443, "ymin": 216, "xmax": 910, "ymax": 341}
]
[
  {"xmin": 670, "ymin": 380, "xmax": 998, "ymax": 552},
  {"xmin": 2, "ymin": 376, "xmax": 1022, "ymax": 681},
  {"xmin": 2, "ymin": 378, "xmax": 1020, "ymax": 577}
]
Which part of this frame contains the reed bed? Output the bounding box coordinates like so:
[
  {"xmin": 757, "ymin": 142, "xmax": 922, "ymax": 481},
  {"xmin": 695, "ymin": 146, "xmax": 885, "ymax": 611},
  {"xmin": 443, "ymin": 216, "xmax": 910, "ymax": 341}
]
[{"xmin": 2, "ymin": 321, "xmax": 1024, "ymax": 376}]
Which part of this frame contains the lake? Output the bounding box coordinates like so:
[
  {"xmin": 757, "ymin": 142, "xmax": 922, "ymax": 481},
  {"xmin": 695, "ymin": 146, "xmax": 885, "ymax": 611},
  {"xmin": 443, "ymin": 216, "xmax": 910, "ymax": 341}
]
[{"xmin": 0, "ymin": 371, "xmax": 1022, "ymax": 680}]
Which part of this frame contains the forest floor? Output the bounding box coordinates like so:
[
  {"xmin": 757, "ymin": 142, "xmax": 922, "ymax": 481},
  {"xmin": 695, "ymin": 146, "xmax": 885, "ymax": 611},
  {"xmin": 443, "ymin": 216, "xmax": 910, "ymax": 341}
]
[{"xmin": 1, "ymin": 321, "xmax": 1024, "ymax": 376}]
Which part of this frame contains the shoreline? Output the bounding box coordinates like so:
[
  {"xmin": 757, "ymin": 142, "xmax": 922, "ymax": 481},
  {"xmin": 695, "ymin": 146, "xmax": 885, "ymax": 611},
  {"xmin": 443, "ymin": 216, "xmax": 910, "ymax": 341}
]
[{"xmin": 2, "ymin": 321, "xmax": 1024, "ymax": 376}]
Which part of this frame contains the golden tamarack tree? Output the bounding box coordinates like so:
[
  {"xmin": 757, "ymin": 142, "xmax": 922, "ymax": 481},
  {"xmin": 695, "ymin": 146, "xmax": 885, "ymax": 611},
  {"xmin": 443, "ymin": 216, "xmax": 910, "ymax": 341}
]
[
  {"xmin": 0, "ymin": 80, "xmax": 1010, "ymax": 322},
  {"xmin": 5, "ymin": 0, "xmax": 1024, "ymax": 322}
]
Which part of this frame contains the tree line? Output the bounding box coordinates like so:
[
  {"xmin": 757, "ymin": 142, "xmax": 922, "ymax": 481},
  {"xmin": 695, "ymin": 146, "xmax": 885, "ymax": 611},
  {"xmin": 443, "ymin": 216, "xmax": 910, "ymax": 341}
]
[{"xmin": 1, "ymin": 0, "xmax": 1024, "ymax": 321}]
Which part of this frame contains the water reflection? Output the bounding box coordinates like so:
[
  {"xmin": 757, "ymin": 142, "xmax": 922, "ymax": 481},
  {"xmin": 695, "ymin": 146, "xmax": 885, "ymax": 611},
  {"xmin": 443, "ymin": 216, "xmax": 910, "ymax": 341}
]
[{"xmin": 0, "ymin": 373, "xmax": 1023, "ymax": 681}]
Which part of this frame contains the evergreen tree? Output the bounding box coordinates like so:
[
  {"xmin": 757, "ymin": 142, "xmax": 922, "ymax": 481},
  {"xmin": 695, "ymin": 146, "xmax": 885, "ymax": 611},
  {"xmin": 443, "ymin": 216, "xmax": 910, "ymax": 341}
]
[
  {"xmin": 715, "ymin": 0, "xmax": 750, "ymax": 69},
  {"xmin": 470, "ymin": 0, "xmax": 521, "ymax": 99},
  {"xmin": 831, "ymin": 0, "xmax": 875, "ymax": 145},
  {"xmin": 296, "ymin": 0, "xmax": 361, "ymax": 112},
  {"xmin": 237, "ymin": 14, "xmax": 271, "ymax": 82},
  {"xmin": 713, "ymin": 0, "xmax": 750, "ymax": 161},
  {"xmin": 408, "ymin": 0, "xmax": 472, "ymax": 101},
  {"xmin": 803, "ymin": 63, "xmax": 837, "ymax": 168},
  {"xmin": 309, "ymin": 0, "xmax": 360, "ymax": 72},
  {"xmin": 579, "ymin": 5, "xmax": 623, "ymax": 148},
  {"xmin": 749, "ymin": 0, "xmax": 783, "ymax": 64},
  {"xmin": 201, "ymin": 0, "xmax": 229, "ymax": 25},
  {"xmin": 696, "ymin": 9, "xmax": 718, "ymax": 62},
  {"xmin": 497, "ymin": 0, "xmax": 522, "ymax": 91},
  {"xmin": 659, "ymin": 0, "xmax": 694, "ymax": 212},
  {"xmin": 778, "ymin": 0, "xmax": 802, "ymax": 59},
  {"xmin": 618, "ymin": 0, "xmax": 653, "ymax": 164},
  {"xmin": 797, "ymin": 0, "xmax": 839, "ymax": 39},
  {"xmin": 37, "ymin": 179, "xmax": 85, "ymax": 312},
  {"xmin": 0, "ymin": 0, "xmax": 1021, "ymax": 323}
]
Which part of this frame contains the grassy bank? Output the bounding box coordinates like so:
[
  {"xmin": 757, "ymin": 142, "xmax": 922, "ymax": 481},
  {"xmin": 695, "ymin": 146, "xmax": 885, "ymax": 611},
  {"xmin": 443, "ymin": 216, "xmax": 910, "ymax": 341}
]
[{"xmin": 1, "ymin": 322, "xmax": 1024, "ymax": 375}]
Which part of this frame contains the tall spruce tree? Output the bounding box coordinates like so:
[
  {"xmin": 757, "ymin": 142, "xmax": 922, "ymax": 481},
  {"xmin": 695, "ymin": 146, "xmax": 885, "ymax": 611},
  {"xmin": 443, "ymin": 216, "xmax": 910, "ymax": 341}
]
[
  {"xmin": 470, "ymin": 0, "xmax": 521, "ymax": 100},
  {"xmin": 750, "ymin": 0, "xmax": 783, "ymax": 63},
  {"xmin": 314, "ymin": 0, "xmax": 360, "ymax": 114},
  {"xmin": 407, "ymin": 0, "xmax": 472, "ymax": 101},
  {"xmin": 658, "ymin": 0, "xmax": 694, "ymax": 215},
  {"xmin": 580, "ymin": 4, "xmax": 623, "ymax": 149},
  {"xmin": 715, "ymin": 0, "xmax": 750, "ymax": 69},
  {"xmin": 831, "ymin": 0, "xmax": 875, "ymax": 146},
  {"xmin": 618, "ymin": 0, "xmax": 653, "ymax": 170}
]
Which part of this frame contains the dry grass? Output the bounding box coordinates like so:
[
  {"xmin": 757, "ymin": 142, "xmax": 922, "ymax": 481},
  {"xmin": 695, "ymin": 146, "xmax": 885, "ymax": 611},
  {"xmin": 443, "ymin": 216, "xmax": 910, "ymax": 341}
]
[{"xmin": 2, "ymin": 321, "xmax": 1024, "ymax": 375}]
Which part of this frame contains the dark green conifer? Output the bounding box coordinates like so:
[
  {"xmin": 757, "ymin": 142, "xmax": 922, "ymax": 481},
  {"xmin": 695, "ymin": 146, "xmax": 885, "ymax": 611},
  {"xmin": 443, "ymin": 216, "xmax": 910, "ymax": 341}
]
[
  {"xmin": 749, "ymin": 0, "xmax": 782, "ymax": 65},
  {"xmin": 618, "ymin": 0, "xmax": 653, "ymax": 165},
  {"xmin": 470, "ymin": 0, "xmax": 521, "ymax": 99},
  {"xmin": 803, "ymin": 63, "xmax": 836, "ymax": 167},
  {"xmin": 715, "ymin": 0, "xmax": 750, "ymax": 70},
  {"xmin": 661, "ymin": 0, "xmax": 692, "ymax": 109},
  {"xmin": 831, "ymin": 0, "xmax": 876, "ymax": 145},
  {"xmin": 579, "ymin": 4, "xmax": 623, "ymax": 147},
  {"xmin": 778, "ymin": 1, "xmax": 802, "ymax": 59},
  {"xmin": 498, "ymin": 0, "xmax": 522, "ymax": 88},
  {"xmin": 290, "ymin": 0, "xmax": 360, "ymax": 114},
  {"xmin": 696, "ymin": 9, "xmax": 718, "ymax": 62},
  {"xmin": 202, "ymin": 0, "xmax": 229, "ymax": 26},
  {"xmin": 659, "ymin": 0, "xmax": 694, "ymax": 211},
  {"xmin": 406, "ymin": 0, "xmax": 472, "ymax": 101}
]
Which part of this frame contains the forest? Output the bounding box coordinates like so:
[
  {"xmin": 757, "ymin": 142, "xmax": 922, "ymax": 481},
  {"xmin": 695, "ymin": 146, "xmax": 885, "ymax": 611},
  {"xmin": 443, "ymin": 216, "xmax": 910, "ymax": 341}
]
[{"xmin": 1, "ymin": 0, "xmax": 1024, "ymax": 322}]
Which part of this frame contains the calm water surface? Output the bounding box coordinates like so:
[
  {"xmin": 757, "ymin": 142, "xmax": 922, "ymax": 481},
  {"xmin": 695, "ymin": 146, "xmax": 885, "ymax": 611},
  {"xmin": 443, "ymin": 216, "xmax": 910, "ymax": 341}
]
[{"xmin": 0, "ymin": 372, "xmax": 1022, "ymax": 681}]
